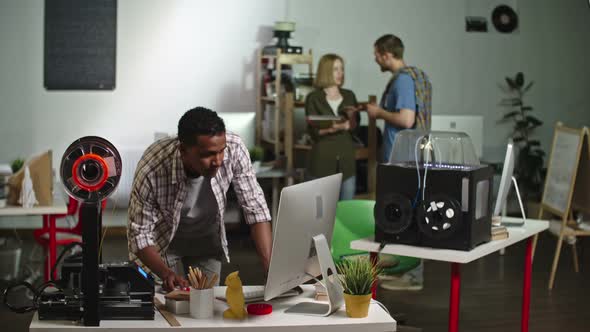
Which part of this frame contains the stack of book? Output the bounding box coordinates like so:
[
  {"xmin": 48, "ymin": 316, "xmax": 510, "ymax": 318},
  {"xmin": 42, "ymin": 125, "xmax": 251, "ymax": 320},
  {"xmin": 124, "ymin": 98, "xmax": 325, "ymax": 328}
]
[
  {"xmin": 314, "ymin": 282, "xmax": 328, "ymax": 302},
  {"xmin": 492, "ymin": 225, "xmax": 509, "ymax": 241}
]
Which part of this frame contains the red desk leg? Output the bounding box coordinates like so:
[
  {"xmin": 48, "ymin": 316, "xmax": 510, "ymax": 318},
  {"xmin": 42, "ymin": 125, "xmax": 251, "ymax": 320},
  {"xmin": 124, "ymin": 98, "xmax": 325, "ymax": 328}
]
[
  {"xmin": 370, "ymin": 252, "xmax": 378, "ymax": 299},
  {"xmin": 449, "ymin": 262, "xmax": 461, "ymax": 332},
  {"xmin": 522, "ymin": 237, "xmax": 533, "ymax": 332},
  {"xmin": 48, "ymin": 215, "xmax": 57, "ymax": 280}
]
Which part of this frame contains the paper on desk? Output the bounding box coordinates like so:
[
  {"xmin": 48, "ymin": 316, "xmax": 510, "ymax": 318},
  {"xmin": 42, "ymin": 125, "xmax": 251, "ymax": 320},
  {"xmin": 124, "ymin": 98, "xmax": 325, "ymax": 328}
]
[{"xmin": 18, "ymin": 166, "xmax": 38, "ymax": 208}]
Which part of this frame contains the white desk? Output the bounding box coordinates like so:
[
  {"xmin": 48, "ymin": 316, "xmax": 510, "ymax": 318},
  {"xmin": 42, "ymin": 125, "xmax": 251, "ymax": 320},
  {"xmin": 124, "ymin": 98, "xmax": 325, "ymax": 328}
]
[
  {"xmin": 0, "ymin": 197, "xmax": 68, "ymax": 281},
  {"xmin": 352, "ymin": 218, "xmax": 548, "ymax": 264},
  {"xmin": 29, "ymin": 285, "xmax": 396, "ymax": 331},
  {"xmin": 352, "ymin": 217, "xmax": 548, "ymax": 332},
  {"xmin": 0, "ymin": 199, "xmax": 67, "ymax": 216}
]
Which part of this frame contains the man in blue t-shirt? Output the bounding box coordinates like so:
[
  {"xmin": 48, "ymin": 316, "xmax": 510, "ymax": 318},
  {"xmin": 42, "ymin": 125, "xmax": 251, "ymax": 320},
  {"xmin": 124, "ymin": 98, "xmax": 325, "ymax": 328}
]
[
  {"xmin": 366, "ymin": 34, "xmax": 417, "ymax": 162},
  {"xmin": 367, "ymin": 34, "xmax": 424, "ymax": 291}
]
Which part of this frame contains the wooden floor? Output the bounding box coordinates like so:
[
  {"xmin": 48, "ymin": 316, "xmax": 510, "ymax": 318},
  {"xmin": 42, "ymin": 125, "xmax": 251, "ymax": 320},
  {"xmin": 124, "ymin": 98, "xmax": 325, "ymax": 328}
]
[{"xmin": 2, "ymin": 231, "xmax": 590, "ymax": 331}]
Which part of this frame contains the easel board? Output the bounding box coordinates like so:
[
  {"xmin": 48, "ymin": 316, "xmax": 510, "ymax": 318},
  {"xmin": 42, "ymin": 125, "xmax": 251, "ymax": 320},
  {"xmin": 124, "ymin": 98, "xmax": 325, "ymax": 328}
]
[
  {"xmin": 540, "ymin": 124, "xmax": 585, "ymax": 217},
  {"xmin": 572, "ymin": 127, "xmax": 590, "ymax": 214}
]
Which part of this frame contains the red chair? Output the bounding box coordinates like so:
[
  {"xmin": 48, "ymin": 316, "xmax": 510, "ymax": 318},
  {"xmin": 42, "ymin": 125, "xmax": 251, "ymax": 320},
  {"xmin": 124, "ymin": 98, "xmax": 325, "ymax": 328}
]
[{"xmin": 34, "ymin": 197, "xmax": 106, "ymax": 281}]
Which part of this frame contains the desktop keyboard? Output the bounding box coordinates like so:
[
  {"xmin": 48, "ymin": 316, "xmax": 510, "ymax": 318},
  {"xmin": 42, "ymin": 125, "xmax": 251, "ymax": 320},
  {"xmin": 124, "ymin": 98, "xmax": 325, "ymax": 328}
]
[
  {"xmin": 242, "ymin": 286, "xmax": 265, "ymax": 302},
  {"xmin": 216, "ymin": 286, "xmax": 302, "ymax": 303}
]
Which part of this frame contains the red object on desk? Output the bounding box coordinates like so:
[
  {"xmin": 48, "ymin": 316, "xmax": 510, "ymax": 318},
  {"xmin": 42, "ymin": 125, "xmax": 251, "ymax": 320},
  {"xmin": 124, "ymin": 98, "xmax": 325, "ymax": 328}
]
[{"xmin": 247, "ymin": 303, "xmax": 273, "ymax": 315}]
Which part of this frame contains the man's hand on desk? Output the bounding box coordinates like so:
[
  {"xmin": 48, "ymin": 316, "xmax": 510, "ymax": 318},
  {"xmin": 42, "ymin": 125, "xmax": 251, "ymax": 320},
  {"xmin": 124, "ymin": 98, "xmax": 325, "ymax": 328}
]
[
  {"xmin": 136, "ymin": 246, "xmax": 189, "ymax": 291},
  {"xmin": 161, "ymin": 270, "xmax": 189, "ymax": 292}
]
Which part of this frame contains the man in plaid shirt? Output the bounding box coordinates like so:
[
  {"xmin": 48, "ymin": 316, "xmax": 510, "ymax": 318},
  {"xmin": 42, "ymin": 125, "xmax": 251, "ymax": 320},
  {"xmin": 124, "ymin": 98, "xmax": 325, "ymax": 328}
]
[{"xmin": 127, "ymin": 107, "xmax": 272, "ymax": 291}]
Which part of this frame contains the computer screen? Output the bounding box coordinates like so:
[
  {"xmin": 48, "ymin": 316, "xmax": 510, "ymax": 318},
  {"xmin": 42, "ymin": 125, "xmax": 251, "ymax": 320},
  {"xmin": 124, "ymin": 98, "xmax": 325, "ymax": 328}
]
[
  {"xmin": 493, "ymin": 141, "xmax": 515, "ymax": 217},
  {"xmin": 264, "ymin": 174, "xmax": 342, "ymax": 301}
]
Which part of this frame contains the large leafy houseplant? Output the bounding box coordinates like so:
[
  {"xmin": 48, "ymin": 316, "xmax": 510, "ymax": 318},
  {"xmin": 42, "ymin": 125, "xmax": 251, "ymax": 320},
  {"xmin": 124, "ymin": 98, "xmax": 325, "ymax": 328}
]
[{"xmin": 500, "ymin": 72, "xmax": 545, "ymax": 200}]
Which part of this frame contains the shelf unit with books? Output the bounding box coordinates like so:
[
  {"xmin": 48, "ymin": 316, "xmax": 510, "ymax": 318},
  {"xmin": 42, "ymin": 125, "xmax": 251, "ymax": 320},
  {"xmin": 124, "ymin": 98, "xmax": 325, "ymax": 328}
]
[{"xmin": 256, "ymin": 48, "xmax": 314, "ymax": 187}]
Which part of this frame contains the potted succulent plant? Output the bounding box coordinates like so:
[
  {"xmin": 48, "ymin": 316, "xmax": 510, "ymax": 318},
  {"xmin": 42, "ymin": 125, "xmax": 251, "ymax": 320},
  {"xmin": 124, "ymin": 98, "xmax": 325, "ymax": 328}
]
[
  {"xmin": 337, "ymin": 256, "xmax": 381, "ymax": 318},
  {"xmin": 10, "ymin": 158, "xmax": 25, "ymax": 174}
]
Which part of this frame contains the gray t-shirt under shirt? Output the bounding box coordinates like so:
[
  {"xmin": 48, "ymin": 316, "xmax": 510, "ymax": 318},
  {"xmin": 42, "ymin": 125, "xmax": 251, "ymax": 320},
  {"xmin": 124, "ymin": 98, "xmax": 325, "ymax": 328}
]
[{"xmin": 168, "ymin": 176, "xmax": 222, "ymax": 258}]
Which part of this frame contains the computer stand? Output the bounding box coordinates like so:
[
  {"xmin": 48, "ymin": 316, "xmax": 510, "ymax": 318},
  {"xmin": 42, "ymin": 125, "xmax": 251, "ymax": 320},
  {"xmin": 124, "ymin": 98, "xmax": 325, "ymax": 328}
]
[
  {"xmin": 502, "ymin": 176, "xmax": 527, "ymax": 227},
  {"xmin": 284, "ymin": 234, "xmax": 344, "ymax": 316}
]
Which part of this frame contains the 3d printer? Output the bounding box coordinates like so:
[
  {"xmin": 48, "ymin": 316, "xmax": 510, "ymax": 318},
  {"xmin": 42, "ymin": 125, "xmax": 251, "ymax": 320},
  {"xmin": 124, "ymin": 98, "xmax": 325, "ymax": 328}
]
[
  {"xmin": 36, "ymin": 136, "xmax": 154, "ymax": 325},
  {"xmin": 374, "ymin": 130, "xmax": 494, "ymax": 251}
]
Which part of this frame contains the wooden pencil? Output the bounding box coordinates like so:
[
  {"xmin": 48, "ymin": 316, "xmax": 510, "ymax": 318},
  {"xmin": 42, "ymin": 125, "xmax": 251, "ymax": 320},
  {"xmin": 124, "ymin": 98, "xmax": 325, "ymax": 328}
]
[
  {"xmin": 189, "ymin": 267, "xmax": 199, "ymax": 289},
  {"xmin": 206, "ymin": 273, "xmax": 218, "ymax": 289},
  {"xmin": 200, "ymin": 275, "xmax": 208, "ymax": 289}
]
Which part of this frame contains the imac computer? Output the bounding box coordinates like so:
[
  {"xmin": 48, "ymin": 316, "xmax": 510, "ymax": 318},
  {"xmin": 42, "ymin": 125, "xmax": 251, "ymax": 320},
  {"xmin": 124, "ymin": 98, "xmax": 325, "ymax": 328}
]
[
  {"xmin": 263, "ymin": 173, "xmax": 343, "ymax": 316},
  {"xmin": 493, "ymin": 140, "xmax": 526, "ymax": 226}
]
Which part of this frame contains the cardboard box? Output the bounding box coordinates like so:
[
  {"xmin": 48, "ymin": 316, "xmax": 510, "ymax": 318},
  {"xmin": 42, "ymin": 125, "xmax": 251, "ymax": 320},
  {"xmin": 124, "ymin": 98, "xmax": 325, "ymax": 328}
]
[{"xmin": 7, "ymin": 150, "xmax": 53, "ymax": 206}]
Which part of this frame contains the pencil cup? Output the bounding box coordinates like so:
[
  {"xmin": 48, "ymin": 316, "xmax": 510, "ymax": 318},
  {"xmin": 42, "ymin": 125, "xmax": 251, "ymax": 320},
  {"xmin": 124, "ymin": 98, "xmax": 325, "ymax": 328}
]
[{"xmin": 190, "ymin": 287, "xmax": 214, "ymax": 319}]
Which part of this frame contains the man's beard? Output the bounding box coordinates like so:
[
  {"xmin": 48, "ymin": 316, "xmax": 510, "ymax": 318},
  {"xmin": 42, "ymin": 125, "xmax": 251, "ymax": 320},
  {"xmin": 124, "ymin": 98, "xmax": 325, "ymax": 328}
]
[{"xmin": 205, "ymin": 167, "xmax": 220, "ymax": 178}]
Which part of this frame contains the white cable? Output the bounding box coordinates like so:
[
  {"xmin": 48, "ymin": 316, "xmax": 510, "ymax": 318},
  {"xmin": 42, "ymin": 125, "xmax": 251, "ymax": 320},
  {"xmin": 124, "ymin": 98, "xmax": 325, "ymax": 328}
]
[
  {"xmin": 307, "ymin": 273, "xmax": 325, "ymax": 287},
  {"xmin": 370, "ymin": 299, "xmax": 391, "ymax": 316},
  {"xmin": 414, "ymin": 137, "xmax": 423, "ymax": 202},
  {"xmin": 422, "ymin": 135, "xmax": 432, "ymax": 201},
  {"xmin": 511, "ymin": 176, "xmax": 527, "ymax": 222}
]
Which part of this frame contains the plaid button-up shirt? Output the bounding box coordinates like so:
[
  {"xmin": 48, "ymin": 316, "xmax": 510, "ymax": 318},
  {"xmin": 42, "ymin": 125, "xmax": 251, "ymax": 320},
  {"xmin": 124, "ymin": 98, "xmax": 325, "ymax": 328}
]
[{"xmin": 127, "ymin": 132, "xmax": 271, "ymax": 268}]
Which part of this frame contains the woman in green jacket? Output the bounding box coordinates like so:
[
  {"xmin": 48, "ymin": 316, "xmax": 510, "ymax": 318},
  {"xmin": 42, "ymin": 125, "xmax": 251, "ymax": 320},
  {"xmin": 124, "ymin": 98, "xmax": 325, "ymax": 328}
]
[{"xmin": 305, "ymin": 54, "xmax": 360, "ymax": 200}]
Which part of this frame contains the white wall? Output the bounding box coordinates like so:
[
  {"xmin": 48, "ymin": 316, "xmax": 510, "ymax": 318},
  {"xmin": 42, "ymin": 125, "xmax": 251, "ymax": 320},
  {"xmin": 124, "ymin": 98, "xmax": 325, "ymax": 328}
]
[
  {"xmin": 288, "ymin": 0, "xmax": 590, "ymax": 158},
  {"xmin": 1, "ymin": 0, "xmax": 589, "ymax": 165},
  {"xmin": 0, "ymin": 0, "xmax": 286, "ymax": 163}
]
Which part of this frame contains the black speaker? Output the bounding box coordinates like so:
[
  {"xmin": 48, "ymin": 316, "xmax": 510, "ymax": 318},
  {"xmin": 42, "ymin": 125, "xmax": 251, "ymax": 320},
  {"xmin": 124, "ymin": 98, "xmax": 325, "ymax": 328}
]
[{"xmin": 375, "ymin": 162, "xmax": 493, "ymax": 251}]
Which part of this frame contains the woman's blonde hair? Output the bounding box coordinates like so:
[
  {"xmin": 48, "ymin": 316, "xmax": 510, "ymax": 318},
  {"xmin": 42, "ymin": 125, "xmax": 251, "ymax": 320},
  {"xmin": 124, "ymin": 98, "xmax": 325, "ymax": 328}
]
[{"xmin": 314, "ymin": 54, "xmax": 344, "ymax": 89}]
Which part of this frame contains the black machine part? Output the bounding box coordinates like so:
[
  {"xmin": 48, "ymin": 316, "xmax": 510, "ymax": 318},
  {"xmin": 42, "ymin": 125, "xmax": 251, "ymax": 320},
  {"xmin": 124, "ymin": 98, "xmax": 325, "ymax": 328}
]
[
  {"xmin": 60, "ymin": 136, "xmax": 122, "ymax": 204},
  {"xmin": 38, "ymin": 260, "xmax": 155, "ymax": 321},
  {"xmin": 5, "ymin": 137, "xmax": 152, "ymax": 324},
  {"xmin": 416, "ymin": 195, "xmax": 462, "ymax": 240},
  {"xmin": 61, "ymin": 136, "xmax": 121, "ymax": 326},
  {"xmin": 60, "ymin": 136, "xmax": 153, "ymax": 325},
  {"xmin": 374, "ymin": 192, "xmax": 414, "ymax": 234}
]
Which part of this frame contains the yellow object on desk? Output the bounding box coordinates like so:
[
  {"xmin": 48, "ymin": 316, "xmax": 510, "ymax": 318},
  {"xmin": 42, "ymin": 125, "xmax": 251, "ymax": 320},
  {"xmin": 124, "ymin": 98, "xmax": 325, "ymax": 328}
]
[{"xmin": 223, "ymin": 271, "xmax": 247, "ymax": 320}]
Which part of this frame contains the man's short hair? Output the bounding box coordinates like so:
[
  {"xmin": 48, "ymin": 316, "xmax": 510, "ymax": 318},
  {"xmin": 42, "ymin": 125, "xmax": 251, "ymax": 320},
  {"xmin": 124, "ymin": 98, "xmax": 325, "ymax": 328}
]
[
  {"xmin": 374, "ymin": 34, "xmax": 404, "ymax": 59},
  {"xmin": 178, "ymin": 107, "xmax": 226, "ymax": 146},
  {"xmin": 314, "ymin": 53, "xmax": 344, "ymax": 89}
]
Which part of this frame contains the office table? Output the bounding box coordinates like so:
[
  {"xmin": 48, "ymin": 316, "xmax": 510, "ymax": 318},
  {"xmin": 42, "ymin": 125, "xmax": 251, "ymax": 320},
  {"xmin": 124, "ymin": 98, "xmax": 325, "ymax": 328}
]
[
  {"xmin": 29, "ymin": 285, "xmax": 396, "ymax": 331},
  {"xmin": 0, "ymin": 197, "xmax": 67, "ymax": 281},
  {"xmin": 351, "ymin": 217, "xmax": 548, "ymax": 332}
]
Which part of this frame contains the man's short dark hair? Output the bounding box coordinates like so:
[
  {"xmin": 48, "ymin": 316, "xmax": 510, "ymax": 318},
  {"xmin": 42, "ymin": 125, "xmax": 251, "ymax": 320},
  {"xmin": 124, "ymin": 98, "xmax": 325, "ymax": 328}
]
[
  {"xmin": 374, "ymin": 34, "xmax": 404, "ymax": 59},
  {"xmin": 178, "ymin": 107, "xmax": 225, "ymax": 146}
]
